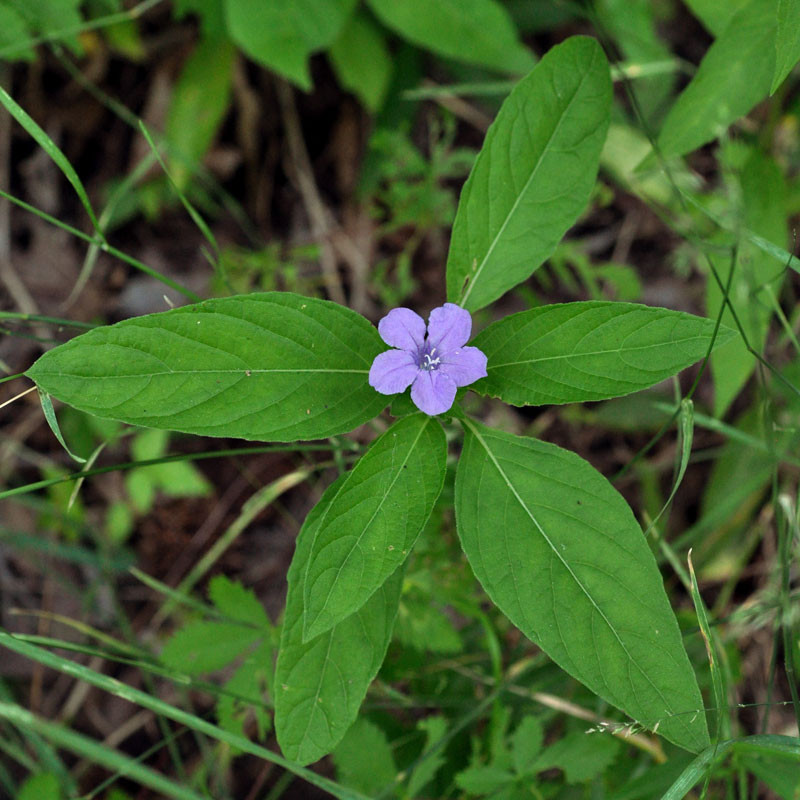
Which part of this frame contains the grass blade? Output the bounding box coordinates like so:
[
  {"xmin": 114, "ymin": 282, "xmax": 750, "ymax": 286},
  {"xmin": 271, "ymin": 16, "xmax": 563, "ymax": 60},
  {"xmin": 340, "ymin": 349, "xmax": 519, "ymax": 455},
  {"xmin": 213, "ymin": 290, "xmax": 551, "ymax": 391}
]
[
  {"xmin": 0, "ymin": 87, "xmax": 101, "ymax": 233},
  {"xmin": 0, "ymin": 702, "xmax": 205, "ymax": 800},
  {"xmin": 0, "ymin": 630, "xmax": 370, "ymax": 800}
]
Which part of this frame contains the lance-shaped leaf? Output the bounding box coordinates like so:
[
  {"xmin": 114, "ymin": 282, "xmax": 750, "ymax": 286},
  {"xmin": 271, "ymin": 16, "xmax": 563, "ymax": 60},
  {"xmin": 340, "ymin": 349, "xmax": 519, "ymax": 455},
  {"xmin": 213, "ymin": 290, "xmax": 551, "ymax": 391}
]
[
  {"xmin": 772, "ymin": 0, "xmax": 800, "ymax": 94},
  {"xmin": 446, "ymin": 36, "xmax": 611, "ymax": 312},
  {"xmin": 25, "ymin": 293, "xmax": 387, "ymax": 443},
  {"xmin": 471, "ymin": 301, "xmax": 736, "ymax": 407},
  {"xmin": 455, "ymin": 420, "xmax": 710, "ymax": 753},
  {"xmin": 224, "ymin": 0, "xmax": 356, "ymax": 90},
  {"xmin": 275, "ymin": 476, "xmax": 402, "ymax": 765},
  {"xmin": 302, "ymin": 414, "xmax": 446, "ymax": 641},
  {"xmin": 655, "ymin": 0, "xmax": 776, "ymax": 160},
  {"xmin": 366, "ymin": 0, "xmax": 534, "ymax": 75}
]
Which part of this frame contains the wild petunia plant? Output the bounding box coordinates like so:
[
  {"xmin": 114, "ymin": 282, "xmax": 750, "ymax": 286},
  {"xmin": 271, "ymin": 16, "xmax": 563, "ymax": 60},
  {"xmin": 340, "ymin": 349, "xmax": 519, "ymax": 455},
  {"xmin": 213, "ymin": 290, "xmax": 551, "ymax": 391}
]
[{"xmin": 24, "ymin": 36, "xmax": 733, "ymax": 766}]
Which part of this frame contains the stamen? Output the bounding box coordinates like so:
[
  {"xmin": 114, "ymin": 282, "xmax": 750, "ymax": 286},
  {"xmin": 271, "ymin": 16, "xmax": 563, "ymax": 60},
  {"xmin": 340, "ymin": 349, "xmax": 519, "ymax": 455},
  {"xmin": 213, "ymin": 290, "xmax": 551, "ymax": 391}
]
[{"xmin": 420, "ymin": 347, "xmax": 441, "ymax": 371}]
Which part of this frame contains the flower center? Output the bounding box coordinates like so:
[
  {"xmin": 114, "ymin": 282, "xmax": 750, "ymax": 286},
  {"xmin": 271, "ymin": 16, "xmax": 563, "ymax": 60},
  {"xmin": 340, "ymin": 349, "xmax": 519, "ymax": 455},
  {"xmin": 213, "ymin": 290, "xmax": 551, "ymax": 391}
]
[{"xmin": 419, "ymin": 345, "xmax": 441, "ymax": 371}]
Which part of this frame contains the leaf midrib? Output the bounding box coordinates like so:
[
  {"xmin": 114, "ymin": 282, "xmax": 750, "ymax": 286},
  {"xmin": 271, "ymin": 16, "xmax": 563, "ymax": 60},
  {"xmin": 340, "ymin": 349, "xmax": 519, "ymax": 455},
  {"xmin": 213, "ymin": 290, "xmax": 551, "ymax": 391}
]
[
  {"xmin": 34, "ymin": 368, "xmax": 369, "ymax": 378},
  {"xmin": 488, "ymin": 335, "xmax": 708, "ymax": 369},
  {"xmin": 303, "ymin": 417, "xmax": 429, "ymax": 638},
  {"xmin": 463, "ymin": 419, "xmax": 682, "ymax": 728}
]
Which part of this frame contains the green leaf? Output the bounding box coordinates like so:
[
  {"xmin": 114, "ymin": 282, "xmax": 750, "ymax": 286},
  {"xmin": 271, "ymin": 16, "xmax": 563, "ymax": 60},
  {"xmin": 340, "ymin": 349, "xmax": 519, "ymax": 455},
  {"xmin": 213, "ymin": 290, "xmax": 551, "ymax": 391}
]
[
  {"xmin": 534, "ymin": 731, "xmax": 620, "ymax": 783},
  {"xmin": 0, "ymin": 5, "xmax": 35, "ymax": 61},
  {"xmin": 772, "ymin": 0, "xmax": 800, "ymax": 92},
  {"xmin": 655, "ymin": 0, "xmax": 776, "ymax": 160},
  {"xmin": 662, "ymin": 737, "xmax": 800, "ymax": 800},
  {"xmin": 129, "ymin": 429, "xmax": 211, "ymax": 499},
  {"xmin": 224, "ymin": 0, "xmax": 356, "ymax": 90},
  {"xmin": 455, "ymin": 421, "xmax": 710, "ymax": 752},
  {"xmin": 471, "ymin": 301, "xmax": 735, "ymax": 407},
  {"xmin": 446, "ymin": 36, "xmax": 612, "ymax": 312},
  {"xmin": 406, "ymin": 715, "xmax": 448, "ymax": 797},
  {"xmin": 25, "ymin": 293, "xmax": 387, "ymax": 443},
  {"xmin": 329, "ymin": 13, "xmax": 392, "ymax": 111},
  {"xmin": 160, "ymin": 621, "xmax": 263, "ymax": 675},
  {"xmin": 682, "ymin": 0, "xmax": 750, "ymax": 35},
  {"xmin": 741, "ymin": 752, "xmax": 800, "ymax": 797},
  {"xmin": 165, "ymin": 36, "xmax": 235, "ymax": 191},
  {"xmin": 274, "ymin": 476, "xmax": 403, "ymax": 765},
  {"xmin": 209, "ymin": 574, "xmax": 271, "ymax": 628},
  {"xmin": 366, "ymin": 0, "xmax": 533, "ymax": 74},
  {"xmin": 302, "ymin": 414, "xmax": 446, "ymax": 641},
  {"xmin": 18, "ymin": 773, "xmax": 60, "ymax": 800},
  {"xmin": 511, "ymin": 716, "xmax": 543, "ymax": 775},
  {"xmin": 37, "ymin": 389, "xmax": 86, "ymax": 464},
  {"xmin": 455, "ymin": 765, "xmax": 514, "ymax": 794},
  {"xmin": 13, "ymin": 0, "xmax": 83, "ymax": 53},
  {"xmin": 216, "ymin": 641, "xmax": 272, "ymax": 741},
  {"xmin": 394, "ymin": 596, "xmax": 463, "ymax": 654},
  {"xmin": 333, "ymin": 719, "xmax": 396, "ymax": 796},
  {"xmin": 707, "ymin": 149, "xmax": 787, "ymax": 416}
]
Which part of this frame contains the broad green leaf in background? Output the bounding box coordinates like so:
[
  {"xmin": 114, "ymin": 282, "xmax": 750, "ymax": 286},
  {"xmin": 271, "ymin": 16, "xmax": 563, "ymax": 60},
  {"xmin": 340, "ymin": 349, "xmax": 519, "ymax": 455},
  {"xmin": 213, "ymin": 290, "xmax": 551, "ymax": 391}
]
[
  {"xmin": 302, "ymin": 414, "xmax": 446, "ymax": 641},
  {"xmin": 700, "ymin": 407, "xmax": 775, "ymax": 545},
  {"xmin": 161, "ymin": 576, "xmax": 273, "ymax": 740},
  {"xmin": 5, "ymin": 0, "xmax": 83, "ymax": 55},
  {"xmin": 224, "ymin": 0, "xmax": 356, "ymax": 90},
  {"xmin": 511, "ymin": 716, "xmax": 544, "ymax": 775},
  {"xmin": 707, "ymin": 149, "xmax": 787, "ymax": 417},
  {"xmin": 772, "ymin": 0, "xmax": 800, "ymax": 92},
  {"xmin": 394, "ymin": 594, "xmax": 463, "ymax": 654},
  {"xmin": 161, "ymin": 621, "xmax": 262, "ymax": 675},
  {"xmin": 333, "ymin": 719, "xmax": 396, "ymax": 796},
  {"xmin": 126, "ymin": 429, "xmax": 210, "ymax": 513},
  {"xmin": 161, "ymin": 576, "xmax": 270, "ymax": 678},
  {"xmin": 209, "ymin": 574, "xmax": 271, "ymax": 627},
  {"xmin": 455, "ymin": 764, "xmax": 513, "ymax": 795},
  {"xmin": 274, "ymin": 476, "xmax": 403, "ymax": 765},
  {"xmin": 165, "ymin": 36, "xmax": 235, "ymax": 190},
  {"xmin": 18, "ymin": 773, "xmax": 60, "ymax": 800},
  {"xmin": 682, "ymin": 0, "xmax": 751, "ymax": 35},
  {"xmin": 661, "ymin": 737, "xmax": 800, "ymax": 800},
  {"xmin": 216, "ymin": 641, "xmax": 272, "ymax": 741},
  {"xmin": 471, "ymin": 301, "xmax": 735, "ymax": 407},
  {"xmin": 367, "ymin": 0, "xmax": 534, "ymax": 75},
  {"xmin": 741, "ymin": 752, "xmax": 800, "ymax": 797},
  {"xmin": 534, "ymin": 731, "xmax": 620, "ymax": 783},
  {"xmin": 455, "ymin": 421, "xmax": 710, "ymax": 752},
  {"xmin": 601, "ymin": 123, "xmax": 701, "ymax": 208},
  {"xmin": 405, "ymin": 715, "xmax": 448, "ymax": 797},
  {"xmin": 25, "ymin": 293, "xmax": 387, "ymax": 443},
  {"xmin": 446, "ymin": 36, "xmax": 612, "ymax": 312},
  {"xmin": 655, "ymin": 0, "xmax": 776, "ymax": 160},
  {"xmin": 0, "ymin": 5, "xmax": 35, "ymax": 61},
  {"xmin": 329, "ymin": 13, "xmax": 392, "ymax": 112}
]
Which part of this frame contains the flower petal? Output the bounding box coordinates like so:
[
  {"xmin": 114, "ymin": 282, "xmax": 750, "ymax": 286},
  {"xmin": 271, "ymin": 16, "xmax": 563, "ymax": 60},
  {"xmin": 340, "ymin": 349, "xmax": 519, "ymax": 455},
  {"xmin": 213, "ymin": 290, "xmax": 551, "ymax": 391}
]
[
  {"xmin": 369, "ymin": 349, "xmax": 419, "ymax": 395},
  {"xmin": 440, "ymin": 345, "xmax": 488, "ymax": 387},
  {"xmin": 410, "ymin": 370, "xmax": 457, "ymax": 416},
  {"xmin": 426, "ymin": 302, "xmax": 472, "ymax": 354},
  {"xmin": 377, "ymin": 308, "xmax": 426, "ymax": 352}
]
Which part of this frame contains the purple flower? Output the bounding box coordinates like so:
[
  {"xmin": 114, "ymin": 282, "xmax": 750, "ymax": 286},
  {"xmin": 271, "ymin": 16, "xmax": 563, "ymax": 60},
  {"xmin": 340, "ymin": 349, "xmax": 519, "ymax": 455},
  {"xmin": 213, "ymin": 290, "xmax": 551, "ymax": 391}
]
[{"xmin": 369, "ymin": 303, "xmax": 488, "ymax": 416}]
